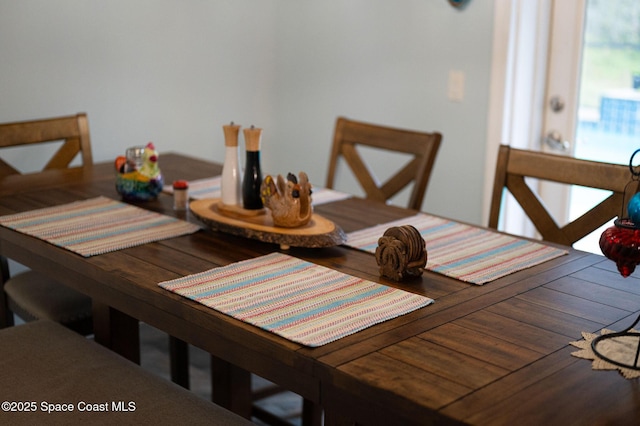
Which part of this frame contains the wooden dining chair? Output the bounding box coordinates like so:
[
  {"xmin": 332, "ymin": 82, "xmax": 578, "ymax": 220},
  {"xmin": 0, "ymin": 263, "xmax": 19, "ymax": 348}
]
[
  {"xmin": 0, "ymin": 113, "xmax": 94, "ymax": 334},
  {"xmin": 325, "ymin": 116, "xmax": 442, "ymax": 211},
  {"xmin": 488, "ymin": 144, "xmax": 636, "ymax": 246},
  {"xmin": 0, "ymin": 113, "xmax": 199, "ymax": 391},
  {"xmin": 245, "ymin": 117, "xmax": 442, "ymax": 426}
]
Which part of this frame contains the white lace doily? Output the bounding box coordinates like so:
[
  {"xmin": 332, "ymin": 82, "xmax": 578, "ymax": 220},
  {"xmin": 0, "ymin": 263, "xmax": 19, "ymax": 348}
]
[{"xmin": 570, "ymin": 329, "xmax": 640, "ymax": 380}]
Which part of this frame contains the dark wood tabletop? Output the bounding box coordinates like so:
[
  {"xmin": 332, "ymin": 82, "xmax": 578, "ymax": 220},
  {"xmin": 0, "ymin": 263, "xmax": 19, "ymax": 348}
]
[{"xmin": 1, "ymin": 153, "xmax": 638, "ymax": 425}]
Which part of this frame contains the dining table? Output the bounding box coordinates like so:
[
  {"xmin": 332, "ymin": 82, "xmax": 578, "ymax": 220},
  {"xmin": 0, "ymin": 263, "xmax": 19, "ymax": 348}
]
[{"xmin": 1, "ymin": 152, "xmax": 639, "ymax": 425}]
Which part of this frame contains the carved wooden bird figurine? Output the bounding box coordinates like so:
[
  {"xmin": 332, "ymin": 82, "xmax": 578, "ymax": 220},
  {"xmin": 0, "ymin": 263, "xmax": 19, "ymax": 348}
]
[{"xmin": 260, "ymin": 172, "xmax": 313, "ymax": 227}]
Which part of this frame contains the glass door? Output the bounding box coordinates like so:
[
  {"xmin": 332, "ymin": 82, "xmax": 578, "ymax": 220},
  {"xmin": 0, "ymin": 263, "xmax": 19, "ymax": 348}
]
[{"xmin": 542, "ymin": 0, "xmax": 640, "ymax": 253}]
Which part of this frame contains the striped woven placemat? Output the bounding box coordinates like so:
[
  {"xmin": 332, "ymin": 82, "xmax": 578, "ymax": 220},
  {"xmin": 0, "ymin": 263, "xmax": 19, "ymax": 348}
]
[
  {"xmin": 0, "ymin": 196, "xmax": 201, "ymax": 257},
  {"xmin": 345, "ymin": 213, "xmax": 568, "ymax": 285},
  {"xmin": 163, "ymin": 176, "xmax": 352, "ymax": 205},
  {"xmin": 159, "ymin": 252, "xmax": 432, "ymax": 347}
]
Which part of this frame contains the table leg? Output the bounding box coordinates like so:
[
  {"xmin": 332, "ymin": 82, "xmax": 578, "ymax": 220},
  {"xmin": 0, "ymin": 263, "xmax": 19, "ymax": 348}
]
[
  {"xmin": 92, "ymin": 301, "xmax": 140, "ymax": 364},
  {"xmin": 169, "ymin": 336, "xmax": 190, "ymax": 389},
  {"xmin": 210, "ymin": 354, "xmax": 252, "ymax": 418}
]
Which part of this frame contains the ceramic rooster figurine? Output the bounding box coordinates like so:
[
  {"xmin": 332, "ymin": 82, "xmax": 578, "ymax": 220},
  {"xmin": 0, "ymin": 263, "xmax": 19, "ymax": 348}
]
[
  {"xmin": 138, "ymin": 142, "xmax": 161, "ymax": 180},
  {"xmin": 260, "ymin": 172, "xmax": 313, "ymax": 227},
  {"xmin": 115, "ymin": 142, "xmax": 163, "ymax": 201}
]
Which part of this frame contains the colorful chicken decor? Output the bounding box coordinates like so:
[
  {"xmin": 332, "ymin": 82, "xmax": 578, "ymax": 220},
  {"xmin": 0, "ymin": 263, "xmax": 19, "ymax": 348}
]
[{"xmin": 115, "ymin": 142, "xmax": 164, "ymax": 201}]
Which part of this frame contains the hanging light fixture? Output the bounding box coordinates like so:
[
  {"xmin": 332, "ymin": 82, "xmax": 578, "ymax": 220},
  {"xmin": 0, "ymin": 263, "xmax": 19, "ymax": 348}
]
[{"xmin": 448, "ymin": 0, "xmax": 471, "ymax": 9}]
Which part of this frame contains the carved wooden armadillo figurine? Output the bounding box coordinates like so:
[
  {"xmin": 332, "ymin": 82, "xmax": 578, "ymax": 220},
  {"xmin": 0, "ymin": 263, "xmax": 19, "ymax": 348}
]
[{"xmin": 375, "ymin": 225, "xmax": 427, "ymax": 281}]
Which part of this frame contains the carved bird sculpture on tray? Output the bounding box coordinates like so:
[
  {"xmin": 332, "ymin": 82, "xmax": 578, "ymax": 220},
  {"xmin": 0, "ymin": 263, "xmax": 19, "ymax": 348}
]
[{"xmin": 260, "ymin": 172, "xmax": 313, "ymax": 228}]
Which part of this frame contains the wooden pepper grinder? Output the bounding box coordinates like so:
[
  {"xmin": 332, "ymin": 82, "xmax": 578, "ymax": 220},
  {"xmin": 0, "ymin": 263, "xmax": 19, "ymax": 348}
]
[
  {"xmin": 221, "ymin": 122, "xmax": 242, "ymax": 206},
  {"xmin": 242, "ymin": 126, "xmax": 263, "ymax": 210}
]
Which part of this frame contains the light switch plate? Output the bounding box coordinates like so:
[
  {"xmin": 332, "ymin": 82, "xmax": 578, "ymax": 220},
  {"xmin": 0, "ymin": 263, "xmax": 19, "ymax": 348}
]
[{"xmin": 448, "ymin": 70, "xmax": 465, "ymax": 102}]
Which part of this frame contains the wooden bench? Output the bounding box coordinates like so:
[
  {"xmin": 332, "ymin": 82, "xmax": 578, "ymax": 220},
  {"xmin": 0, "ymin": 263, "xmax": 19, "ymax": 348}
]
[{"xmin": 0, "ymin": 320, "xmax": 251, "ymax": 425}]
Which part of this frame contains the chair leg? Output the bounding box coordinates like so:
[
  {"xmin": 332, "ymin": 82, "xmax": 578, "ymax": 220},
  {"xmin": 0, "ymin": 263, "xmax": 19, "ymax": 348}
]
[
  {"xmin": 0, "ymin": 299, "xmax": 15, "ymax": 328},
  {"xmin": 92, "ymin": 302, "xmax": 140, "ymax": 363},
  {"xmin": 302, "ymin": 398, "xmax": 323, "ymax": 426},
  {"xmin": 210, "ymin": 355, "xmax": 252, "ymax": 419},
  {"xmin": 169, "ymin": 336, "xmax": 190, "ymax": 389},
  {"xmin": 0, "ymin": 256, "xmax": 14, "ymax": 328}
]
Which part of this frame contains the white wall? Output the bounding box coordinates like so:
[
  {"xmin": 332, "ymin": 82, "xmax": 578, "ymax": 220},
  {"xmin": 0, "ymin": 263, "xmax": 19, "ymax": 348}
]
[{"xmin": 0, "ymin": 0, "xmax": 495, "ymax": 225}]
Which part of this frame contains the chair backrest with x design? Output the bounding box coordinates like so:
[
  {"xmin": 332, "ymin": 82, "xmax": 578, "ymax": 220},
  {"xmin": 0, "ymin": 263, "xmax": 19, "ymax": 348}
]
[
  {"xmin": 488, "ymin": 144, "xmax": 637, "ymax": 246},
  {"xmin": 0, "ymin": 113, "xmax": 93, "ymax": 180},
  {"xmin": 325, "ymin": 116, "xmax": 442, "ymax": 211},
  {"xmin": 0, "ymin": 113, "xmax": 93, "ymax": 332}
]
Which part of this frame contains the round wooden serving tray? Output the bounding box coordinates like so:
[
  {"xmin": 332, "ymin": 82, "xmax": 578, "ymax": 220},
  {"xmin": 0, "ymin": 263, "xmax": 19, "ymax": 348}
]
[{"xmin": 189, "ymin": 198, "xmax": 346, "ymax": 249}]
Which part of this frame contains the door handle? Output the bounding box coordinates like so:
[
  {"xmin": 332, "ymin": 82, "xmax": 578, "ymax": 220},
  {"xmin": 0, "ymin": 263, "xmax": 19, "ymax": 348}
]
[
  {"xmin": 543, "ymin": 130, "xmax": 570, "ymax": 151},
  {"xmin": 549, "ymin": 96, "xmax": 565, "ymax": 113}
]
